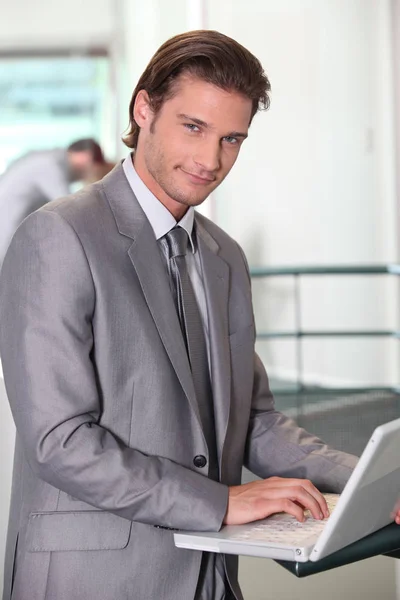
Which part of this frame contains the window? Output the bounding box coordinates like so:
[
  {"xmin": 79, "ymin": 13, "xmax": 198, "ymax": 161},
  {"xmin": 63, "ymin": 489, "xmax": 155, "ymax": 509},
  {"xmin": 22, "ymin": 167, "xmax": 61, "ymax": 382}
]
[{"xmin": 0, "ymin": 54, "xmax": 110, "ymax": 174}]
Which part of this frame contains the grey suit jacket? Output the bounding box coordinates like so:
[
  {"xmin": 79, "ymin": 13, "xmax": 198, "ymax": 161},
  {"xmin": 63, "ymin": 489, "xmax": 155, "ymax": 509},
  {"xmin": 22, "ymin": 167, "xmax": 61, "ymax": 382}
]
[{"xmin": 0, "ymin": 164, "xmax": 357, "ymax": 600}]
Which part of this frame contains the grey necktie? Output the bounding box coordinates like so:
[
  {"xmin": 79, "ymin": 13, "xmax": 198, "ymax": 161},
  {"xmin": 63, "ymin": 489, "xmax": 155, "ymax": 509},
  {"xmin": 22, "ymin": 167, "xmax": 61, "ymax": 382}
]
[{"xmin": 160, "ymin": 226, "xmax": 218, "ymax": 481}]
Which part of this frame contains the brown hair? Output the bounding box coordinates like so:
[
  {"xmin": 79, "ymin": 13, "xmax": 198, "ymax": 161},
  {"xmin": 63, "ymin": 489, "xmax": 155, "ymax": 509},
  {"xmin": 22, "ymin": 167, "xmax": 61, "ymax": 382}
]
[
  {"xmin": 122, "ymin": 30, "xmax": 271, "ymax": 149},
  {"xmin": 67, "ymin": 138, "xmax": 105, "ymax": 163}
]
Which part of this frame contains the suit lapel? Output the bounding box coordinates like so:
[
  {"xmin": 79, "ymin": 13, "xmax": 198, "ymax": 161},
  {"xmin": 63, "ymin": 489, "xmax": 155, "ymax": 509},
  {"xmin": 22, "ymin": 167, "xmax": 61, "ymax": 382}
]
[
  {"xmin": 101, "ymin": 164, "xmax": 202, "ymax": 429},
  {"xmin": 196, "ymin": 218, "xmax": 231, "ymax": 462}
]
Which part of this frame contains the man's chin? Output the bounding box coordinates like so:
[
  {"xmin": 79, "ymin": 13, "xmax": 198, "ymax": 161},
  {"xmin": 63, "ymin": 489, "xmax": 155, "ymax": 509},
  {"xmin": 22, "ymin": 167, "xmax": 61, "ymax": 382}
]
[{"xmin": 174, "ymin": 195, "xmax": 209, "ymax": 208}]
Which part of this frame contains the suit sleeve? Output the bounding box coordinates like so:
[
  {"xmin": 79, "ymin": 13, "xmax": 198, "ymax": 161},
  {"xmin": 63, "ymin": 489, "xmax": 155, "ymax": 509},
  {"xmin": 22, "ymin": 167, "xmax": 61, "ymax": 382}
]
[
  {"xmin": 236, "ymin": 246, "xmax": 358, "ymax": 493},
  {"xmin": 0, "ymin": 209, "xmax": 228, "ymax": 531},
  {"xmin": 245, "ymin": 355, "xmax": 358, "ymax": 492}
]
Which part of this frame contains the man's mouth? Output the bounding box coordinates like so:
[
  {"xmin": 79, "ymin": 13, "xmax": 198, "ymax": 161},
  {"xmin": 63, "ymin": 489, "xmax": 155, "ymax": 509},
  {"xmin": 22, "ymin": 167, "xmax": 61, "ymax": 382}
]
[{"xmin": 180, "ymin": 168, "xmax": 215, "ymax": 184}]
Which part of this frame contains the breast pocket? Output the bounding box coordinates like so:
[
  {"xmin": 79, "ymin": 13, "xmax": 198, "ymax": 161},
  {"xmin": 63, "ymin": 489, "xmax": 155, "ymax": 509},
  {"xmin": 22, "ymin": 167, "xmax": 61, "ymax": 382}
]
[{"xmin": 26, "ymin": 511, "xmax": 132, "ymax": 552}]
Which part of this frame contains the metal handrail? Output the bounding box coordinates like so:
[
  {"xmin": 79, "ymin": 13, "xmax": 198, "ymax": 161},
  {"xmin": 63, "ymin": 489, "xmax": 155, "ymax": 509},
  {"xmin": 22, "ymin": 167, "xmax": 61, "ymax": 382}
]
[
  {"xmin": 249, "ymin": 264, "xmax": 400, "ymax": 395},
  {"xmin": 250, "ymin": 264, "xmax": 400, "ymax": 277},
  {"xmin": 257, "ymin": 330, "xmax": 400, "ymax": 339}
]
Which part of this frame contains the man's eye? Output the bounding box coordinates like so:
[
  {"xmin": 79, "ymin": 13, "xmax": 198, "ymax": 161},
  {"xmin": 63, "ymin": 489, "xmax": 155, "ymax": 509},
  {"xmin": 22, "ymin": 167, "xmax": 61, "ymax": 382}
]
[
  {"xmin": 224, "ymin": 136, "xmax": 238, "ymax": 145},
  {"xmin": 184, "ymin": 124, "xmax": 200, "ymax": 132}
]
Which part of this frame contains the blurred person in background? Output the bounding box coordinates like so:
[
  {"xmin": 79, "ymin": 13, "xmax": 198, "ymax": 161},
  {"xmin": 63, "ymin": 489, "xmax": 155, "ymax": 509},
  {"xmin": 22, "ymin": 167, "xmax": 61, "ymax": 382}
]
[
  {"xmin": 83, "ymin": 158, "xmax": 117, "ymax": 185},
  {"xmin": 0, "ymin": 138, "xmax": 107, "ymax": 266}
]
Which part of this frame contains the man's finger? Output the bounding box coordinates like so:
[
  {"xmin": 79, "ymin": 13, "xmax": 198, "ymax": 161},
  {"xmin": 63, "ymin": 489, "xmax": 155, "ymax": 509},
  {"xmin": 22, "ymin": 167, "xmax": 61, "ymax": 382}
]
[
  {"xmin": 391, "ymin": 510, "xmax": 400, "ymax": 524},
  {"xmin": 292, "ymin": 479, "xmax": 330, "ymax": 518},
  {"xmin": 265, "ymin": 477, "xmax": 329, "ymax": 518},
  {"xmin": 261, "ymin": 485, "xmax": 325, "ymax": 520},
  {"xmin": 259, "ymin": 498, "xmax": 306, "ymax": 523}
]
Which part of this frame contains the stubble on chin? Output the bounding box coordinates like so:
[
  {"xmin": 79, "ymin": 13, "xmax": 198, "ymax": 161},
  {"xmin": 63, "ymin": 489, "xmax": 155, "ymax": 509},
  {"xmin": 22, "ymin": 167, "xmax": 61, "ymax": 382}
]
[{"xmin": 146, "ymin": 157, "xmax": 210, "ymax": 208}]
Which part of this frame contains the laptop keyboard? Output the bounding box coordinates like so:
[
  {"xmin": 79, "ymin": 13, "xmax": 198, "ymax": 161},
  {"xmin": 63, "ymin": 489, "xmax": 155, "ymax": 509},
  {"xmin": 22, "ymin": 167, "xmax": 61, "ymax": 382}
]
[{"xmin": 231, "ymin": 493, "xmax": 339, "ymax": 546}]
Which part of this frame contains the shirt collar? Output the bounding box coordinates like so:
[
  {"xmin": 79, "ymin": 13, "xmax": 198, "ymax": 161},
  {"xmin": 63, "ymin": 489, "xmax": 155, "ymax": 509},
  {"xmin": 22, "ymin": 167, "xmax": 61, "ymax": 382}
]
[{"xmin": 123, "ymin": 154, "xmax": 196, "ymax": 252}]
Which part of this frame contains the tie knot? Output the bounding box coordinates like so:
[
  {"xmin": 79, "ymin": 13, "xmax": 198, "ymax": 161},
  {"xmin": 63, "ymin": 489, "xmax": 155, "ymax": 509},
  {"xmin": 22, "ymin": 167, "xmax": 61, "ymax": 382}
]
[{"xmin": 164, "ymin": 227, "xmax": 189, "ymax": 259}]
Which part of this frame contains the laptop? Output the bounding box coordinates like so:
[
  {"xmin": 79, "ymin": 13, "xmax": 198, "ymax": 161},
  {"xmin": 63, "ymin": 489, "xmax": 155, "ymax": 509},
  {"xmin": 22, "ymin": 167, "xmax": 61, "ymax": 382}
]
[{"xmin": 174, "ymin": 418, "xmax": 400, "ymax": 562}]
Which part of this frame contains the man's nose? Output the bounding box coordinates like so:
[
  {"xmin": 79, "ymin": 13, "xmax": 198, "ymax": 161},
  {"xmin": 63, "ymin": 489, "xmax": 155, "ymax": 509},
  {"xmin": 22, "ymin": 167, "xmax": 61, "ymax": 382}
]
[{"xmin": 193, "ymin": 139, "xmax": 221, "ymax": 173}]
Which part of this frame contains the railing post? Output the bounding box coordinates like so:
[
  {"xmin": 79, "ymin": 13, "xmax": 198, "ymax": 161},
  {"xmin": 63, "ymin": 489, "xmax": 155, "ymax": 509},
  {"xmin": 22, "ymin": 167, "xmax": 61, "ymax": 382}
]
[{"xmin": 294, "ymin": 273, "xmax": 303, "ymax": 413}]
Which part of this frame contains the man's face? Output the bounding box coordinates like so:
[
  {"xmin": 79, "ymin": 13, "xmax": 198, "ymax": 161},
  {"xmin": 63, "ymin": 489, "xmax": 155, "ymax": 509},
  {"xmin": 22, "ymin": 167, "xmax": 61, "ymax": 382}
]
[
  {"xmin": 67, "ymin": 151, "xmax": 96, "ymax": 183},
  {"xmin": 133, "ymin": 75, "xmax": 253, "ymax": 218}
]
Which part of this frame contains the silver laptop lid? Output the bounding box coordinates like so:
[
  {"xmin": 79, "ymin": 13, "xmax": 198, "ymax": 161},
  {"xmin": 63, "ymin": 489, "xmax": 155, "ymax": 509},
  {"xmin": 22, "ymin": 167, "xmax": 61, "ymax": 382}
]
[{"xmin": 310, "ymin": 418, "xmax": 400, "ymax": 561}]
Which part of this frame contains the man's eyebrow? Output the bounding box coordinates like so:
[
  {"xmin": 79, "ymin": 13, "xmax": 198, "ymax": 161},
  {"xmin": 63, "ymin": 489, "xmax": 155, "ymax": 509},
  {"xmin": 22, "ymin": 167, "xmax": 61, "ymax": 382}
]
[
  {"xmin": 226, "ymin": 130, "xmax": 248, "ymax": 140},
  {"xmin": 178, "ymin": 113, "xmax": 209, "ymax": 128},
  {"xmin": 177, "ymin": 113, "xmax": 248, "ymax": 139}
]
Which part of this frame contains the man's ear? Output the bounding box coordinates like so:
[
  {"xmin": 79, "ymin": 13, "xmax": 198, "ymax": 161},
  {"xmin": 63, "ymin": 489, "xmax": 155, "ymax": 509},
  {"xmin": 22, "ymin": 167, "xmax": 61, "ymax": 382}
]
[{"xmin": 133, "ymin": 90, "xmax": 153, "ymax": 128}]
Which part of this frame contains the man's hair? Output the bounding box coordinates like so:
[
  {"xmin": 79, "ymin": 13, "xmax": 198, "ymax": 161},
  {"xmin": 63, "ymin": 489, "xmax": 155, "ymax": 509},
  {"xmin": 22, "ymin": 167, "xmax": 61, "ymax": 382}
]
[
  {"xmin": 67, "ymin": 138, "xmax": 105, "ymax": 163},
  {"xmin": 122, "ymin": 30, "xmax": 271, "ymax": 150}
]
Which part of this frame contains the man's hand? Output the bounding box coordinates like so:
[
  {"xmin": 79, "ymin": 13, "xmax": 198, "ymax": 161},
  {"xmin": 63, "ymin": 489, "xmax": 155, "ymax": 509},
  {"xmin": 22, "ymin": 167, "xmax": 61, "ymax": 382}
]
[
  {"xmin": 223, "ymin": 476, "xmax": 330, "ymax": 526},
  {"xmin": 391, "ymin": 498, "xmax": 400, "ymax": 524}
]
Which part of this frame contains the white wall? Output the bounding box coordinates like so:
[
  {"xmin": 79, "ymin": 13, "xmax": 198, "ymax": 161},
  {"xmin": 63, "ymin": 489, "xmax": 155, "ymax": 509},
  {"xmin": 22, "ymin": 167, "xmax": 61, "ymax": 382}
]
[
  {"xmin": 0, "ymin": 0, "xmax": 115, "ymax": 49},
  {"xmin": 394, "ymin": 0, "xmax": 400, "ymax": 258},
  {"xmin": 207, "ymin": 0, "xmax": 399, "ymax": 389}
]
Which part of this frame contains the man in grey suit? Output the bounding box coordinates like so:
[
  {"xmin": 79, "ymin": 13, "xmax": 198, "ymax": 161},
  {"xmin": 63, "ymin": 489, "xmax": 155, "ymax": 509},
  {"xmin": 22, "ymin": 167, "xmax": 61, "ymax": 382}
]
[
  {"xmin": 0, "ymin": 29, "xmax": 381, "ymax": 600},
  {"xmin": 0, "ymin": 139, "xmax": 106, "ymax": 266}
]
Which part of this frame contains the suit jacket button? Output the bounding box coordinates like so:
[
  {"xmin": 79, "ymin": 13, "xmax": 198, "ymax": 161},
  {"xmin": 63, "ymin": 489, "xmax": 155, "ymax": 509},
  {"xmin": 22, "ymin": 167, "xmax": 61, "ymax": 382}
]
[{"xmin": 193, "ymin": 455, "xmax": 207, "ymax": 468}]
